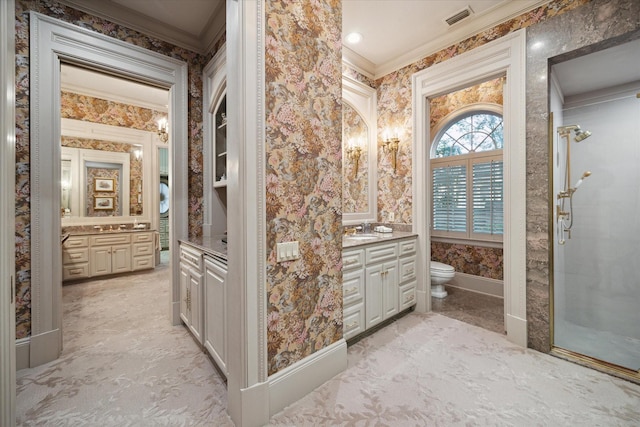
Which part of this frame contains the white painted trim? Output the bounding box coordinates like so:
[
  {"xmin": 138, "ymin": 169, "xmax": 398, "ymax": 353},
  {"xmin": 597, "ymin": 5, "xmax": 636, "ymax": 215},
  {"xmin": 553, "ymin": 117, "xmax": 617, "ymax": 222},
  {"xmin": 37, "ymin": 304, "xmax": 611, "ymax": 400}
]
[
  {"xmin": 226, "ymin": 0, "xmax": 269, "ymax": 425},
  {"xmin": 342, "ymin": 47, "xmax": 376, "ymax": 80},
  {"xmin": 28, "ymin": 329, "xmax": 62, "ymax": 368},
  {"xmin": 268, "ymin": 340, "xmax": 348, "ymax": 416},
  {"xmin": 376, "ymin": 1, "xmax": 547, "ymax": 79},
  {"xmin": 342, "ymin": 76, "xmax": 378, "ymax": 225},
  {"xmin": 15, "ymin": 339, "xmax": 30, "ymax": 371},
  {"xmin": 29, "ymin": 12, "xmax": 189, "ymax": 367},
  {"xmin": 0, "ymin": 0, "xmax": 16, "ymax": 423},
  {"xmin": 413, "ymin": 30, "xmax": 527, "ymax": 347},
  {"xmin": 449, "ymin": 272, "xmax": 504, "ymax": 298}
]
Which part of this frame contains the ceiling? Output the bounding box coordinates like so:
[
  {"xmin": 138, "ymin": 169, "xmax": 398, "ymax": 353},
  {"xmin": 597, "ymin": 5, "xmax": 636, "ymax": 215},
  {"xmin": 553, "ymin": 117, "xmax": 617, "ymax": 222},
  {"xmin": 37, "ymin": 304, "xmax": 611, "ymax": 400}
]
[{"xmin": 59, "ymin": 0, "xmax": 546, "ymax": 78}]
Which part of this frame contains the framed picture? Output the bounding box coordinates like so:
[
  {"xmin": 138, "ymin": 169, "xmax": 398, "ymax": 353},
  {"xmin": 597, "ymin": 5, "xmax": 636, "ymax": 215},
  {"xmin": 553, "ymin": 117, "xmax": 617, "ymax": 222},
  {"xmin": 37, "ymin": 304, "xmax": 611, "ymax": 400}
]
[
  {"xmin": 94, "ymin": 196, "xmax": 114, "ymax": 210},
  {"xmin": 94, "ymin": 178, "xmax": 115, "ymax": 192}
]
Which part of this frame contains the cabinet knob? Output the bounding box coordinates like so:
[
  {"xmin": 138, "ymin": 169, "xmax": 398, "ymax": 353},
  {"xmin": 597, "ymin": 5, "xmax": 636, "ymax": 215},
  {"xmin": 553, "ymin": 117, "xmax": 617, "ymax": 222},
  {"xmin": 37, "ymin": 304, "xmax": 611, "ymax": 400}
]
[{"xmin": 344, "ymin": 286, "xmax": 358, "ymax": 296}]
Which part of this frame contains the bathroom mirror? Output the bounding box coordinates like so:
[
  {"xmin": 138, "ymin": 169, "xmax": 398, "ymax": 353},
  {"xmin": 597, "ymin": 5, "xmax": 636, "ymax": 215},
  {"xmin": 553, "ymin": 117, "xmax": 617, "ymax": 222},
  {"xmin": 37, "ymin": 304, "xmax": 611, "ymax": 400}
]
[
  {"xmin": 60, "ymin": 118, "xmax": 154, "ymax": 226},
  {"xmin": 342, "ymin": 75, "xmax": 377, "ymax": 225}
]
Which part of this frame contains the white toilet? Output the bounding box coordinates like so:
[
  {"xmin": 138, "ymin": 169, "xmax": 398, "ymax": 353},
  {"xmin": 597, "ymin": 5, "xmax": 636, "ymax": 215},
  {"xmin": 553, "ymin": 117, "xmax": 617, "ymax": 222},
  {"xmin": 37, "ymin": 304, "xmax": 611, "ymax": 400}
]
[{"xmin": 430, "ymin": 261, "xmax": 455, "ymax": 298}]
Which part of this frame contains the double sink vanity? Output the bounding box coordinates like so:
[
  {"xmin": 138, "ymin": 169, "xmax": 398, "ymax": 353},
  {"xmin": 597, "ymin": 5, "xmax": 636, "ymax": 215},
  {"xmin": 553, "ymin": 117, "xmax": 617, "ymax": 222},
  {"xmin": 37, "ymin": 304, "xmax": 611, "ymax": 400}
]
[{"xmin": 177, "ymin": 229, "xmax": 417, "ymax": 378}]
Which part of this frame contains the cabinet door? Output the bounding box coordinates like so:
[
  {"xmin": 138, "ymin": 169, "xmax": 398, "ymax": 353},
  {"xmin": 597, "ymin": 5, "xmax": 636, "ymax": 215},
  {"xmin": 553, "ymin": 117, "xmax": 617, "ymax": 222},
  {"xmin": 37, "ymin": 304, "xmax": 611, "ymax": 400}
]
[
  {"xmin": 90, "ymin": 246, "xmax": 111, "ymax": 276},
  {"xmin": 204, "ymin": 258, "xmax": 227, "ymax": 375},
  {"xmin": 111, "ymin": 244, "xmax": 132, "ymax": 273},
  {"xmin": 179, "ymin": 263, "xmax": 191, "ymax": 325},
  {"xmin": 365, "ymin": 264, "xmax": 384, "ymax": 329},
  {"xmin": 382, "ymin": 261, "xmax": 399, "ymax": 320},
  {"xmin": 188, "ymin": 268, "xmax": 203, "ymax": 344}
]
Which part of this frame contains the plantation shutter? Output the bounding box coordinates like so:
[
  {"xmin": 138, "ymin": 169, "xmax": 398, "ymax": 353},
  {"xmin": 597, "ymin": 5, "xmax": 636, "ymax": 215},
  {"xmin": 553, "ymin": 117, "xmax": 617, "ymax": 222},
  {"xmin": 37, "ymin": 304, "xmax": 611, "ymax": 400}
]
[
  {"xmin": 472, "ymin": 159, "xmax": 503, "ymax": 236},
  {"xmin": 432, "ymin": 163, "xmax": 467, "ymax": 234}
]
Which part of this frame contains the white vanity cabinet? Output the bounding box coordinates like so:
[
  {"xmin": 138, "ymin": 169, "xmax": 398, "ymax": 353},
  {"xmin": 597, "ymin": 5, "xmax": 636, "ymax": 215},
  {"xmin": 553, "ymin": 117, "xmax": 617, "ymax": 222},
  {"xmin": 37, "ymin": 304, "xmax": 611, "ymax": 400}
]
[
  {"xmin": 204, "ymin": 255, "xmax": 227, "ymax": 376},
  {"xmin": 63, "ymin": 230, "xmax": 155, "ymax": 281},
  {"xmin": 343, "ymin": 236, "xmax": 417, "ymax": 340},
  {"xmin": 179, "ymin": 244, "xmax": 204, "ymax": 344}
]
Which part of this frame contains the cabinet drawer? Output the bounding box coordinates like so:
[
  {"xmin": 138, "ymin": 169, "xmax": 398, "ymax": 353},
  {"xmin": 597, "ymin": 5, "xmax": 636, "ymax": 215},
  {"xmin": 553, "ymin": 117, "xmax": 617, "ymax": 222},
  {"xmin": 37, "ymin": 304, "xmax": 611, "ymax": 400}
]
[
  {"xmin": 399, "ymin": 238, "xmax": 417, "ymax": 256},
  {"xmin": 343, "ymin": 302, "xmax": 365, "ymax": 341},
  {"xmin": 180, "ymin": 244, "xmax": 203, "ymax": 270},
  {"xmin": 132, "ymin": 255, "xmax": 154, "ymax": 271},
  {"xmin": 399, "ymin": 281, "xmax": 417, "ymax": 311},
  {"xmin": 132, "ymin": 242, "xmax": 153, "ymax": 257},
  {"xmin": 365, "ymin": 242, "xmax": 398, "ymax": 264},
  {"xmin": 132, "ymin": 232, "xmax": 153, "ymax": 243},
  {"xmin": 63, "ymin": 236, "xmax": 89, "ymax": 249},
  {"xmin": 90, "ymin": 234, "xmax": 131, "ymax": 246},
  {"xmin": 343, "ymin": 268, "xmax": 364, "ymax": 306},
  {"xmin": 63, "ymin": 248, "xmax": 89, "ymax": 264},
  {"xmin": 63, "ymin": 263, "xmax": 89, "ymax": 280},
  {"xmin": 343, "ymin": 249, "xmax": 364, "ymax": 271},
  {"xmin": 399, "ymin": 255, "xmax": 416, "ymax": 283}
]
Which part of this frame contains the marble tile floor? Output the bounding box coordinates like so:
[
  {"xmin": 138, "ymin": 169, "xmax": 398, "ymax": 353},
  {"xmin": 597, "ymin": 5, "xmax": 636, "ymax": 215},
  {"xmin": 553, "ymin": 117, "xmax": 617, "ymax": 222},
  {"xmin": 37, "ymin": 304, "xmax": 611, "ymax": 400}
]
[{"xmin": 431, "ymin": 285, "xmax": 505, "ymax": 335}]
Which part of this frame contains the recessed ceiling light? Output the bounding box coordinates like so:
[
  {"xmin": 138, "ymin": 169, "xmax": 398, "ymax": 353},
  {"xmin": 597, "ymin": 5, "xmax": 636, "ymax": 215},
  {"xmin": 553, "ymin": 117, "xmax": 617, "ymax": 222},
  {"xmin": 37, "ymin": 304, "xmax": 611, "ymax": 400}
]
[{"xmin": 345, "ymin": 32, "xmax": 363, "ymax": 44}]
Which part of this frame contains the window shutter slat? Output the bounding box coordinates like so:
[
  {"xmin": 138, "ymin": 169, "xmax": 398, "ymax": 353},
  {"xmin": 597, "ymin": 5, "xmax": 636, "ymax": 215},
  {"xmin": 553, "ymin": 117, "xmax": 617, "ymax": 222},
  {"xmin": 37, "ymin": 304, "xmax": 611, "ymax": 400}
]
[
  {"xmin": 472, "ymin": 160, "xmax": 503, "ymax": 235},
  {"xmin": 432, "ymin": 164, "xmax": 467, "ymax": 233}
]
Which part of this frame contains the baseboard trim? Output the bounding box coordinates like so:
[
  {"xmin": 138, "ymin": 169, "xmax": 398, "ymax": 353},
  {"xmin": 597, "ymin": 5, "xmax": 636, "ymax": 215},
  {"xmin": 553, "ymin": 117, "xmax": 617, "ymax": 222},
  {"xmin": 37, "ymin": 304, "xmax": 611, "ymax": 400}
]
[
  {"xmin": 268, "ymin": 339, "xmax": 347, "ymax": 416},
  {"xmin": 506, "ymin": 313, "xmax": 527, "ymax": 347},
  {"xmin": 171, "ymin": 300, "xmax": 181, "ymax": 326},
  {"xmin": 29, "ymin": 328, "xmax": 61, "ymax": 368},
  {"xmin": 449, "ymin": 272, "xmax": 503, "ymax": 298},
  {"xmin": 416, "ymin": 289, "xmax": 429, "ymax": 313},
  {"xmin": 15, "ymin": 338, "xmax": 30, "ymax": 371}
]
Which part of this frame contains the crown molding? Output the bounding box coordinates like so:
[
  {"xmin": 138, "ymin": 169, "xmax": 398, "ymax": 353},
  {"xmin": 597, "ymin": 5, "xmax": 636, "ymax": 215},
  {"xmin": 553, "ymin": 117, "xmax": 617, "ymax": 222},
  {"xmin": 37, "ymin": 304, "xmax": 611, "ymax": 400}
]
[
  {"xmin": 57, "ymin": 0, "xmax": 224, "ymax": 55},
  {"xmin": 342, "ymin": 47, "xmax": 375, "ymax": 80},
  {"xmin": 374, "ymin": 0, "xmax": 549, "ymax": 79}
]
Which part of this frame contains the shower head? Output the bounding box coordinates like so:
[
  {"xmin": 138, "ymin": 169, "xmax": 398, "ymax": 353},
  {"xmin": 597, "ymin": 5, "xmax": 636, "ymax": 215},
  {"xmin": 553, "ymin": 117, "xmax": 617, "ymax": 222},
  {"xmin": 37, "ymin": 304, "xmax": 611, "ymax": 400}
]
[
  {"xmin": 574, "ymin": 128, "xmax": 592, "ymax": 142},
  {"xmin": 557, "ymin": 124, "xmax": 592, "ymax": 142}
]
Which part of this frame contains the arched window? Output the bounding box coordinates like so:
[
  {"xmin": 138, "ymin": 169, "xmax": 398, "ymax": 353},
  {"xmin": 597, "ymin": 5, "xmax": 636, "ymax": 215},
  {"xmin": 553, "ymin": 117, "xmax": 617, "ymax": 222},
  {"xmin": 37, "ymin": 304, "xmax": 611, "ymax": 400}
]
[{"xmin": 431, "ymin": 111, "xmax": 503, "ymax": 241}]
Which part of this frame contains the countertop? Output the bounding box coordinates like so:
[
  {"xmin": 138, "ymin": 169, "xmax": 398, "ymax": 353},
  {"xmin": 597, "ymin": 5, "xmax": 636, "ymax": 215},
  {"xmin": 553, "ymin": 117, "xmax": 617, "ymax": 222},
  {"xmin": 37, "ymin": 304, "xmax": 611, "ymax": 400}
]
[
  {"xmin": 342, "ymin": 230, "xmax": 417, "ymax": 249},
  {"xmin": 65, "ymin": 227, "xmax": 155, "ymax": 235},
  {"xmin": 179, "ymin": 235, "xmax": 228, "ymax": 262}
]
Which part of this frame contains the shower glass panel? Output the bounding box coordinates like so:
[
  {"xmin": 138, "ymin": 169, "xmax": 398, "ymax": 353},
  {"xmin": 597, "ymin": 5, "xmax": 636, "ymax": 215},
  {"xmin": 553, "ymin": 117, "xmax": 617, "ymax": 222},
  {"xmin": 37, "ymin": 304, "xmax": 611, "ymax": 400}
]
[{"xmin": 551, "ymin": 39, "xmax": 640, "ymax": 371}]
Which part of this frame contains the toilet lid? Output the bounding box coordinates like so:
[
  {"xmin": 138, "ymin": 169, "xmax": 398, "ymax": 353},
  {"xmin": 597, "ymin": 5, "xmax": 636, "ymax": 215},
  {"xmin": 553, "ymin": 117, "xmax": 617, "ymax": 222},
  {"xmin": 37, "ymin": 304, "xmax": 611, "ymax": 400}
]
[{"xmin": 431, "ymin": 261, "xmax": 454, "ymax": 272}]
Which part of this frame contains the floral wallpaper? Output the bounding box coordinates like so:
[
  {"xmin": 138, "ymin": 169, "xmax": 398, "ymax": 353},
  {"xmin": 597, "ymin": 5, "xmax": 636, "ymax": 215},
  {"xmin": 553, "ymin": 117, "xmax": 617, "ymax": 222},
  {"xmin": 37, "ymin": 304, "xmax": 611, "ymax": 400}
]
[
  {"xmin": 61, "ymin": 91, "xmax": 166, "ymax": 133},
  {"xmin": 342, "ymin": 102, "xmax": 369, "ymax": 213},
  {"xmin": 61, "ymin": 136, "xmax": 143, "ymax": 216},
  {"xmin": 431, "ymin": 242, "xmax": 503, "ymax": 280},
  {"xmin": 265, "ymin": 0, "xmax": 343, "ymax": 376},
  {"xmin": 15, "ymin": 0, "xmax": 215, "ymax": 339},
  {"xmin": 429, "ymin": 76, "xmax": 505, "ymax": 133},
  {"xmin": 375, "ymin": 0, "xmax": 590, "ymax": 225}
]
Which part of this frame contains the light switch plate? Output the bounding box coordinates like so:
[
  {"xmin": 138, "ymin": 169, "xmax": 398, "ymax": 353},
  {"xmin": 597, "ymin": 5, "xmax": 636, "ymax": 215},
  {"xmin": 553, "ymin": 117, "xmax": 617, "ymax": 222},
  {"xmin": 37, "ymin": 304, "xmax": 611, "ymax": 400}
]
[{"xmin": 277, "ymin": 241, "xmax": 300, "ymax": 262}]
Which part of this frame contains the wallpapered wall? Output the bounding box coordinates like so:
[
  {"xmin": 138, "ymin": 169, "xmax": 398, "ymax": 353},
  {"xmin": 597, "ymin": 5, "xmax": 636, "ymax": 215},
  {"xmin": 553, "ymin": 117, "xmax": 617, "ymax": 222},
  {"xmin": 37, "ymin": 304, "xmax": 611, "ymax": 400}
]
[
  {"xmin": 429, "ymin": 77, "xmax": 504, "ymax": 280},
  {"xmin": 15, "ymin": 0, "xmax": 218, "ymax": 339},
  {"xmin": 61, "ymin": 136, "xmax": 143, "ymax": 217},
  {"xmin": 265, "ymin": 0, "xmax": 343, "ymax": 376},
  {"xmin": 342, "ymin": 102, "xmax": 369, "ymax": 213},
  {"xmin": 367, "ymin": 0, "xmax": 590, "ymax": 225}
]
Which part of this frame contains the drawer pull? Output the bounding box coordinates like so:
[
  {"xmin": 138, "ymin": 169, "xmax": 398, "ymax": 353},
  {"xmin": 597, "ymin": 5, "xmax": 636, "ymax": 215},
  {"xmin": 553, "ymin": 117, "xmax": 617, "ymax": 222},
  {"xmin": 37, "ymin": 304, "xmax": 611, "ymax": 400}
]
[
  {"xmin": 405, "ymin": 294, "xmax": 415, "ymax": 303},
  {"xmin": 69, "ymin": 268, "xmax": 82, "ymax": 274},
  {"xmin": 344, "ymin": 259, "xmax": 357, "ymax": 265},
  {"xmin": 344, "ymin": 287, "xmax": 358, "ymax": 296},
  {"xmin": 70, "ymin": 254, "xmax": 82, "ymax": 259},
  {"xmin": 406, "ymin": 268, "xmax": 414, "ymax": 274},
  {"xmin": 345, "ymin": 321, "xmax": 358, "ymax": 330}
]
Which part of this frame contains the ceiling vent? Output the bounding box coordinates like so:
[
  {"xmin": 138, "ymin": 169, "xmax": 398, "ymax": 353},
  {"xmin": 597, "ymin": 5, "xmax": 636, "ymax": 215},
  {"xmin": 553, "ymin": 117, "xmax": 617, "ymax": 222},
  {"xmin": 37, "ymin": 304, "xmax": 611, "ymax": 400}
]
[{"xmin": 445, "ymin": 6, "xmax": 473, "ymax": 26}]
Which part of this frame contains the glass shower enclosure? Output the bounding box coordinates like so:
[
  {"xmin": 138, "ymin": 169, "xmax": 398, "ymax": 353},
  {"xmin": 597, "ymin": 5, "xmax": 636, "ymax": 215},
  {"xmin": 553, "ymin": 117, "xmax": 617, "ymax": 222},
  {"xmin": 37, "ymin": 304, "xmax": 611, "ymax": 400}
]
[{"xmin": 550, "ymin": 39, "xmax": 640, "ymax": 376}]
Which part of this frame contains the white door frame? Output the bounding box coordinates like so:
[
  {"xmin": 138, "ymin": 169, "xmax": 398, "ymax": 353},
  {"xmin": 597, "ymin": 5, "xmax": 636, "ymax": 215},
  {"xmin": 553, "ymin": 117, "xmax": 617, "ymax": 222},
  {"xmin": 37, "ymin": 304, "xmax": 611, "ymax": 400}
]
[
  {"xmin": 27, "ymin": 12, "xmax": 188, "ymax": 367},
  {"xmin": 413, "ymin": 29, "xmax": 528, "ymax": 347},
  {"xmin": 1, "ymin": 0, "xmax": 16, "ymax": 423}
]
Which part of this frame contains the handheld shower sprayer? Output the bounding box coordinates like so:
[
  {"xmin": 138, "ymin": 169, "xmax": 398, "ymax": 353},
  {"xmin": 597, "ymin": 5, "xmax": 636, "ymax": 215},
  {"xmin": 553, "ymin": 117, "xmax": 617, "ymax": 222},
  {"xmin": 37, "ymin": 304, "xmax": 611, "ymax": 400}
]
[{"xmin": 573, "ymin": 171, "xmax": 591, "ymax": 190}]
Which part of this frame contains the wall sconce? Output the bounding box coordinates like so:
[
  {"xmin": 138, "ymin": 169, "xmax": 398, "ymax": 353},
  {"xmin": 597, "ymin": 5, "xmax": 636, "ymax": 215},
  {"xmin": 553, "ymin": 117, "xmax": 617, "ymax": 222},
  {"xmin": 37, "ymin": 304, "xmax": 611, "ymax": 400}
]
[
  {"xmin": 383, "ymin": 129, "xmax": 400, "ymax": 172},
  {"xmin": 157, "ymin": 117, "xmax": 169, "ymax": 143},
  {"xmin": 346, "ymin": 138, "xmax": 363, "ymax": 178}
]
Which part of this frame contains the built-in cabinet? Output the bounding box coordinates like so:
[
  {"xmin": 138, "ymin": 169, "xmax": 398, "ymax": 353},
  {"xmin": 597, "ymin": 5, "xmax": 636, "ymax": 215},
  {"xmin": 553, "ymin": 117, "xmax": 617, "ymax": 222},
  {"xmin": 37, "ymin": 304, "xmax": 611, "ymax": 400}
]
[
  {"xmin": 343, "ymin": 237, "xmax": 417, "ymax": 341},
  {"xmin": 213, "ymin": 95, "xmax": 227, "ymax": 187},
  {"xmin": 179, "ymin": 244, "xmax": 204, "ymax": 344},
  {"xmin": 63, "ymin": 230, "xmax": 155, "ymax": 281},
  {"xmin": 179, "ymin": 241, "xmax": 228, "ymax": 377},
  {"xmin": 204, "ymin": 255, "xmax": 228, "ymax": 375}
]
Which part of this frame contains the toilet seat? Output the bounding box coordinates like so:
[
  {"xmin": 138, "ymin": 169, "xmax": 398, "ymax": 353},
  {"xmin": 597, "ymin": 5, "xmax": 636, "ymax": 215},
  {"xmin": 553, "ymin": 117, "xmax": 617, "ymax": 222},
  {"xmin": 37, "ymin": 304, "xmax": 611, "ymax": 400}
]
[{"xmin": 430, "ymin": 261, "xmax": 454, "ymax": 273}]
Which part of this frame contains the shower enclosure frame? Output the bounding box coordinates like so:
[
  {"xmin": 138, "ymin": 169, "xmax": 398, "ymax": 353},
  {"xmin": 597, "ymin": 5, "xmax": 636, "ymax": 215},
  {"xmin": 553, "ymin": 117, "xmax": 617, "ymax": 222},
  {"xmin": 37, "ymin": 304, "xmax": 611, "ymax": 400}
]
[{"xmin": 547, "ymin": 113, "xmax": 640, "ymax": 384}]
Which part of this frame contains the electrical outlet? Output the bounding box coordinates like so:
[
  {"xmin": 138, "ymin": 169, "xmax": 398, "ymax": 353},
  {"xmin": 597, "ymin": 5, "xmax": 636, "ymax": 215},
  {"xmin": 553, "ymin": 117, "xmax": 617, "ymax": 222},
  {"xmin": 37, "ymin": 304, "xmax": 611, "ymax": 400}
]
[{"xmin": 388, "ymin": 212, "xmax": 395, "ymax": 222}]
